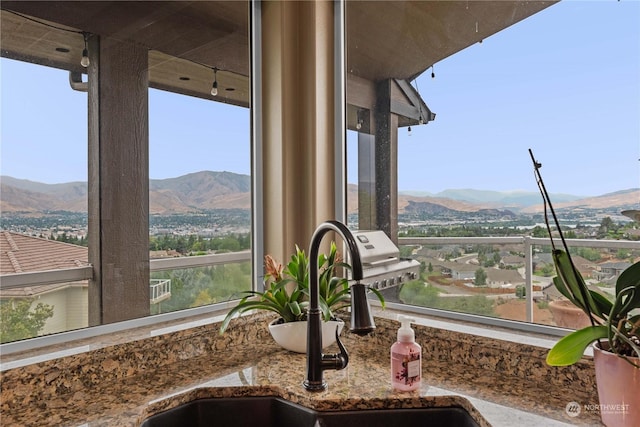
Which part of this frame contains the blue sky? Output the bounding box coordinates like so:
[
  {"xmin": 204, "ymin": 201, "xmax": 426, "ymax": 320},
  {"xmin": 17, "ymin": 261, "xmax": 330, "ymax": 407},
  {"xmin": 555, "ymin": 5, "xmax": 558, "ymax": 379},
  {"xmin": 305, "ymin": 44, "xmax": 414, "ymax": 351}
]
[{"xmin": 1, "ymin": 0, "xmax": 639, "ymax": 198}]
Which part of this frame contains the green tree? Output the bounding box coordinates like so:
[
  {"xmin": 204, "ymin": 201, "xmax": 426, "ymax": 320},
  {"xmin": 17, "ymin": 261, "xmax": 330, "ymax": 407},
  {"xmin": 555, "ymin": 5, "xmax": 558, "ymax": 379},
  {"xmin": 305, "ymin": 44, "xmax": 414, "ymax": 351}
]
[
  {"xmin": 400, "ymin": 283, "xmax": 495, "ymax": 317},
  {"xmin": 474, "ymin": 268, "xmax": 487, "ymax": 286},
  {"xmin": 399, "ymin": 245, "xmax": 414, "ymax": 258},
  {"xmin": 537, "ymin": 263, "xmax": 555, "ymax": 277},
  {"xmin": 217, "ymin": 236, "xmax": 241, "ymax": 252},
  {"xmin": 531, "ymin": 226, "xmax": 548, "ymax": 238},
  {"xmin": 1, "ymin": 299, "xmax": 54, "ymax": 343},
  {"xmin": 576, "ymin": 247, "xmax": 602, "ymax": 262},
  {"xmin": 598, "ymin": 216, "xmax": 615, "ymax": 238},
  {"xmin": 616, "ymin": 249, "xmax": 630, "ymax": 260},
  {"xmin": 437, "ymin": 295, "xmax": 495, "ymax": 316},
  {"xmin": 492, "ymin": 251, "xmax": 501, "ymax": 266}
]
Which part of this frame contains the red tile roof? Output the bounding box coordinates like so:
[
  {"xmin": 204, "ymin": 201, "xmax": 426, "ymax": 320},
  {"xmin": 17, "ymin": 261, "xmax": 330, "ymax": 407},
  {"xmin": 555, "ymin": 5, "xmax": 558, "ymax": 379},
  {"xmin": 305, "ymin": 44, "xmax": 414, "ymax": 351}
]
[{"xmin": 0, "ymin": 231, "xmax": 88, "ymax": 275}]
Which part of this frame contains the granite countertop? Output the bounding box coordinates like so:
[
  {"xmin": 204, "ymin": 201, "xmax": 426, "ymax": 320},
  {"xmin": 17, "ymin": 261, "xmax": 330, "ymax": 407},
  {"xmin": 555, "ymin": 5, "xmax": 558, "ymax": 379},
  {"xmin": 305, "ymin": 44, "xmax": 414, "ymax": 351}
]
[{"xmin": 0, "ymin": 311, "xmax": 604, "ymax": 426}]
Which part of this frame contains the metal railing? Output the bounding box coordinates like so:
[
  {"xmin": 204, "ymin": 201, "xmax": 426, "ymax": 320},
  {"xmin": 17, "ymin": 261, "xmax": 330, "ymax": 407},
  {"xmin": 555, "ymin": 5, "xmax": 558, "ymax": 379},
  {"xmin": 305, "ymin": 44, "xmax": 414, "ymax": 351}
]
[
  {"xmin": 398, "ymin": 236, "xmax": 640, "ymax": 323},
  {"xmin": 149, "ymin": 279, "xmax": 171, "ymax": 304},
  {"xmin": 0, "ymin": 250, "xmax": 252, "ymax": 290},
  {"xmin": 0, "ymin": 265, "xmax": 94, "ymax": 290},
  {"xmin": 2, "ymin": 240, "xmax": 639, "ymax": 351},
  {"xmin": 3, "ymin": 240, "xmax": 639, "ymax": 321},
  {"xmin": 0, "ymin": 250, "xmax": 252, "ymax": 354}
]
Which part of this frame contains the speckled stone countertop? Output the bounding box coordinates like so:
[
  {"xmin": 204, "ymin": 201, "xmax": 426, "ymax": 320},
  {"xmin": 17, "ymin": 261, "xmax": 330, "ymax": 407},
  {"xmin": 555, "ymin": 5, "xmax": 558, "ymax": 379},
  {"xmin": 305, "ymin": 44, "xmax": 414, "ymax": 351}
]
[{"xmin": 0, "ymin": 310, "xmax": 603, "ymax": 426}]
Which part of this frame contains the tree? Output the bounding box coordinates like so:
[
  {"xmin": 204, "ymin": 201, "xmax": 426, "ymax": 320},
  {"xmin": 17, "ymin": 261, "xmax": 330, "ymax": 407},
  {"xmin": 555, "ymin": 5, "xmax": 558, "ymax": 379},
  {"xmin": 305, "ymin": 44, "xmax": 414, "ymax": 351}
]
[
  {"xmin": 531, "ymin": 226, "xmax": 548, "ymax": 238},
  {"xmin": 537, "ymin": 263, "xmax": 555, "ymax": 277},
  {"xmin": 492, "ymin": 251, "xmax": 501, "ymax": 266},
  {"xmin": 616, "ymin": 249, "xmax": 630, "ymax": 260},
  {"xmin": 598, "ymin": 216, "xmax": 616, "ymax": 238},
  {"xmin": 399, "ymin": 283, "xmax": 495, "ymax": 317},
  {"xmin": 565, "ymin": 230, "xmax": 577, "ymax": 239},
  {"xmin": 576, "ymin": 247, "xmax": 602, "ymax": 262},
  {"xmin": 1, "ymin": 299, "xmax": 54, "ymax": 343},
  {"xmin": 399, "ymin": 245, "xmax": 414, "ymax": 258},
  {"xmin": 474, "ymin": 268, "xmax": 487, "ymax": 286}
]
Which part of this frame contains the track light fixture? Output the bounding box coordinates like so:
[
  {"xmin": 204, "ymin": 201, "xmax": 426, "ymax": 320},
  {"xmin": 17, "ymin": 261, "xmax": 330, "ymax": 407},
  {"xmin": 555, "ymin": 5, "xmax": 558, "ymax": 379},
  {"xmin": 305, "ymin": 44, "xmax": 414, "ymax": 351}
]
[
  {"xmin": 211, "ymin": 67, "xmax": 218, "ymax": 96},
  {"xmin": 81, "ymin": 32, "xmax": 90, "ymax": 68}
]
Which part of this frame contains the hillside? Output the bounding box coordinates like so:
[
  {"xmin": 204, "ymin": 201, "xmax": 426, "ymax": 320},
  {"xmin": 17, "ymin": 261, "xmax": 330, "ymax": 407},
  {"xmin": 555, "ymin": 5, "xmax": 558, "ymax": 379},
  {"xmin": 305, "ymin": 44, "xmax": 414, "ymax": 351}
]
[
  {"xmin": 520, "ymin": 188, "xmax": 640, "ymax": 214},
  {"xmin": 409, "ymin": 188, "xmax": 582, "ymax": 208},
  {"xmin": 1, "ymin": 171, "xmax": 251, "ymax": 215},
  {"xmin": 1, "ymin": 173, "xmax": 637, "ymax": 216}
]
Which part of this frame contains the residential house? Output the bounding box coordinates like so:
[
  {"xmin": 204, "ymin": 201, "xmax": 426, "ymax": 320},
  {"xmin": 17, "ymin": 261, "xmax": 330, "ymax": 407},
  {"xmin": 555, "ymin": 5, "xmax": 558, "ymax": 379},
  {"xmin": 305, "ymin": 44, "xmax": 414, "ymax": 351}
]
[
  {"xmin": 593, "ymin": 261, "xmax": 632, "ymax": 282},
  {"xmin": 0, "ymin": 231, "xmax": 89, "ymax": 335},
  {"xmin": 485, "ymin": 269, "xmax": 525, "ymax": 289}
]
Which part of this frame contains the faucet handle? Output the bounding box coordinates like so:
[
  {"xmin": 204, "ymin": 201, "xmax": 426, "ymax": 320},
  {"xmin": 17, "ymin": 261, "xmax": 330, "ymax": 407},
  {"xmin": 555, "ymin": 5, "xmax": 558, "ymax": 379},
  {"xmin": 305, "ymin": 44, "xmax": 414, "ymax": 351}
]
[{"xmin": 320, "ymin": 325, "xmax": 349, "ymax": 371}]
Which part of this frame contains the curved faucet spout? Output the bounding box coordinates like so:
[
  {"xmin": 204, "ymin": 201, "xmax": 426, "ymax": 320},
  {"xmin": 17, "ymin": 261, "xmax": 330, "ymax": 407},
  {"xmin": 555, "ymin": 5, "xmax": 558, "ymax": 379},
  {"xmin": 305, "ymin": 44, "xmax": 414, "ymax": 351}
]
[{"xmin": 303, "ymin": 220, "xmax": 375, "ymax": 392}]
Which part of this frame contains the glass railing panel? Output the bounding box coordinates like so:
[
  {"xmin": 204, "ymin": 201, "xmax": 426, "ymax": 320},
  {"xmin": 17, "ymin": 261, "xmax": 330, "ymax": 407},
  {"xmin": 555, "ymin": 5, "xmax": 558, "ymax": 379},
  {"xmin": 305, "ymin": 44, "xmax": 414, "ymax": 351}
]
[
  {"xmin": 398, "ymin": 239, "xmax": 524, "ymax": 322},
  {"xmin": 0, "ymin": 252, "xmax": 252, "ymax": 343},
  {"xmin": 150, "ymin": 262, "xmax": 252, "ymax": 315},
  {"xmin": 398, "ymin": 237, "xmax": 640, "ymax": 328}
]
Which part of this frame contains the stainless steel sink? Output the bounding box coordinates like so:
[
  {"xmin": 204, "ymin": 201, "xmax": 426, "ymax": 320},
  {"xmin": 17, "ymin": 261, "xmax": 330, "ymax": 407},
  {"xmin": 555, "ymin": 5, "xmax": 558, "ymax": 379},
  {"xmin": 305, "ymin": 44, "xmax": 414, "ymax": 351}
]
[{"xmin": 140, "ymin": 396, "xmax": 480, "ymax": 427}]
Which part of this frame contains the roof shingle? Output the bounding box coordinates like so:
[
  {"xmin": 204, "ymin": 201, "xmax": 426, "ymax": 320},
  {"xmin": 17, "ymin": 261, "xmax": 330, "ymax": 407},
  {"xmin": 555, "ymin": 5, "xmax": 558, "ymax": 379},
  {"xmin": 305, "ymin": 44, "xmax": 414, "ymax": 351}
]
[{"xmin": 0, "ymin": 231, "xmax": 88, "ymax": 275}]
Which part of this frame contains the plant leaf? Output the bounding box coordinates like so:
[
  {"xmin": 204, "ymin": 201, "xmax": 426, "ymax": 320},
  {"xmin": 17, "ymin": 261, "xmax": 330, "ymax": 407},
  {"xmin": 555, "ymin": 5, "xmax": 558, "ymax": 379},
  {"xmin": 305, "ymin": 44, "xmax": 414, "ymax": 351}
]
[
  {"xmin": 552, "ymin": 250, "xmax": 598, "ymax": 317},
  {"xmin": 219, "ymin": 297, "xmax": 282, "ymax": 334},
  {"xmin": 552, "ymin": 275, "xmax": 574, "ymax": 303},
  {"xmin": 368, "ymin": 286, "xmax": 386, "ymax": 309},
  {"xmin": 288, "ymin": 301, "xmax": 302, "ymax": 317},
  {"xmin": 546, "ymin": 325, "xmax": 608, "ymax": 366},
  {"xmin": 615, "ymin": 261, "xmax": 640, "ymax": 312},
  {"xmin": 588, "ymin": 290, "xmax": 612, "ymax": 322}
]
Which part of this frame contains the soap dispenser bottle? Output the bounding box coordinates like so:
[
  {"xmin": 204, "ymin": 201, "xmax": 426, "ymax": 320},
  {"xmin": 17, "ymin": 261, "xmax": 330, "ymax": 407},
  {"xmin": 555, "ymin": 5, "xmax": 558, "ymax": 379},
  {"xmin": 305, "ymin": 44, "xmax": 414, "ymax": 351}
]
[{"xmin": 391, "ymin": 315, "xmax": 422, "ymax": 391}]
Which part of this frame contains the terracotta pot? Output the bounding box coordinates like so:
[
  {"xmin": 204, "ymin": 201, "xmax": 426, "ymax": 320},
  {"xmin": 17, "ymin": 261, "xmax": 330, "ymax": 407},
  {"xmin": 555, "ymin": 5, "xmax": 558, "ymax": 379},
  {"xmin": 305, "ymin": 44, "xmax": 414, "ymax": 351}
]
[
  {"xmin": 549, "ymin": 299, "xmax": 592, "ymax": 329},
  {"xmin": 593, "ymin": 342, "xmax": 640, "ymax": 427},
  {"xmin": 268, "ymin": 318, "xmax": 344, "ymax": 353}
]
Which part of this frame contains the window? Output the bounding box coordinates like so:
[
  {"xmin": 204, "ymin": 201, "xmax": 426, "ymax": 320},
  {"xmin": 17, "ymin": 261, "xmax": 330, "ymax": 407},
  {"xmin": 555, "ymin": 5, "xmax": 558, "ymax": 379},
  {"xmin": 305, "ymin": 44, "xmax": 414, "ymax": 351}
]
[
  {"xmin": 0, "ymin": 3, "xmax": 252, "ymax": 344},
  {"xmin": 148, "ymin": 88, "xmax": 251, "ymax": 314},
  {"xmin": 1, "ymin": 59, "xmax": 89, "ymax": 341},
  {"xmin": 346, "ymin": 1, "xmax": 640, "ymax": 328}
]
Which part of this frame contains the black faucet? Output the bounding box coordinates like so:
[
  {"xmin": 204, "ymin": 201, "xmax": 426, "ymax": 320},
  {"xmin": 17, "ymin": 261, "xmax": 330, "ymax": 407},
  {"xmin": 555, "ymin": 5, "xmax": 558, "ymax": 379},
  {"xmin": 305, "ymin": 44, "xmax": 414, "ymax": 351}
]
[{"xmin": 303, "ymin": 220, "xmax": 376, "ymax": 391}]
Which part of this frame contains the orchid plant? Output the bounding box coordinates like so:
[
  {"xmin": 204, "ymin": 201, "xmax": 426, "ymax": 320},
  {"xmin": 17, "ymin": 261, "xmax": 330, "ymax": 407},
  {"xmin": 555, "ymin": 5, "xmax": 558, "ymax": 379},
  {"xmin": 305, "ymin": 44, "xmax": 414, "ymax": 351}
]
[{"xmin": 530, "ymin": 149, "xmax": 640, "ymax": 367}]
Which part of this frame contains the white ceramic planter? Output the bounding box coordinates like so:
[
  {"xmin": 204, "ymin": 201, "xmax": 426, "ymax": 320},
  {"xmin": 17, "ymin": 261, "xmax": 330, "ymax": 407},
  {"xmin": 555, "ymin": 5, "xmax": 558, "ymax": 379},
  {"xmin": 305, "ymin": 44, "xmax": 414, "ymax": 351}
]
[
  {"xmin": 268, "ymin": 318, "xmax": 345, "ymax": 353},
  {"xmin": 593, "ymin": 342, "xmax": 640, "ymax": 427}
]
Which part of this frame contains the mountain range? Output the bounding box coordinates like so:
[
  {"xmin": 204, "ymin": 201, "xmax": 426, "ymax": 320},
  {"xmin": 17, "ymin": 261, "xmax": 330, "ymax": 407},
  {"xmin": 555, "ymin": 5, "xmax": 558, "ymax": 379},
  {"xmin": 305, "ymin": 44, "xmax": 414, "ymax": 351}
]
[{"xmin": 1, "ymin": 172, "xmax": 638, "ymax": 216}]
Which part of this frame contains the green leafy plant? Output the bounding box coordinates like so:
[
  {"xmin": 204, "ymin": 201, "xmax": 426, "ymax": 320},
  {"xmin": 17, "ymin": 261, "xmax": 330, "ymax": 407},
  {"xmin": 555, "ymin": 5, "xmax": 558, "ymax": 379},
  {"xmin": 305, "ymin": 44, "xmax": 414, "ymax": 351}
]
[
  {"xmin": 530, "ymin": 149, "xmax": 640, "ymax": 367},
  {"xmin": 219, "ymin": 242, "xmax": 385, "ymax": 334}
]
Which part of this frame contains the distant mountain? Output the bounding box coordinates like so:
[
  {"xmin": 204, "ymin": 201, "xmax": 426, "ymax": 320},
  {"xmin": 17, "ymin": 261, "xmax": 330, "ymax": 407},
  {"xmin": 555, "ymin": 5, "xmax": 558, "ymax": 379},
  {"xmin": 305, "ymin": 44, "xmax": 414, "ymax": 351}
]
[
  {"xmin": 1, "ymin": 171, "xmax": 250, "ymax": 215},
  {"xmin": 1, "ymin": 173, "xmax": 636, "ymax": 216},
  {"xmin": 520, "ymin": 188, "xmax": 640, "ymax": 214},
  {"xmin": 149, "ymin": 171, "xmax": 251, "ymax": 213},
  {"xmin": 400, "ymin": 188, "xmax": 582, "ymax": 208}
]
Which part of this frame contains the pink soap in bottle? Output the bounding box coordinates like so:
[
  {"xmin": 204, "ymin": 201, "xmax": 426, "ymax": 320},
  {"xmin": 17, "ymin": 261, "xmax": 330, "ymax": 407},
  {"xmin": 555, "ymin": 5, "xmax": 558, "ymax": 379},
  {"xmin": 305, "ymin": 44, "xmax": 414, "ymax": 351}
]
[{"xmin": 391, "ymin": 315, "xmax": 421, "ymax": 391}]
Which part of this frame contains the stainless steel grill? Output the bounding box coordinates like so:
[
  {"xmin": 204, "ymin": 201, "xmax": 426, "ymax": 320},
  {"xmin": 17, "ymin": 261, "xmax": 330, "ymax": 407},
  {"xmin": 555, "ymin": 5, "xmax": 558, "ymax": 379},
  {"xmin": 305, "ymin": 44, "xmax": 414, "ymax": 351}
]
[{"xmin": 351, "ymin": 230, "xmax": 420, "ymax": 290}]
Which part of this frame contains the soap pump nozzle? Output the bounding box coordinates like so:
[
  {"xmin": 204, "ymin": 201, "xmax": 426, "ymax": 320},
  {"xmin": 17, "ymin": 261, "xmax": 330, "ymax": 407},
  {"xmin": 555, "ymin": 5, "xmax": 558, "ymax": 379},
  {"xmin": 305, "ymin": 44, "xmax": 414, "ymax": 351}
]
[{"xmin": 397, "ymin": 315, "xmax": 415, "ymax": 342}]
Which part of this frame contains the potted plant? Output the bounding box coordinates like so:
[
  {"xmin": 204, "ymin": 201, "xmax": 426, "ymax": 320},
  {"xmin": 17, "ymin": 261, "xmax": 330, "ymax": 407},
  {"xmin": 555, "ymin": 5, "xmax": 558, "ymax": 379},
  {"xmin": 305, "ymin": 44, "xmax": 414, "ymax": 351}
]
[
  {"xmin": 530, "ymin": 149, "xmax": 639, "ymax": 427},
  {"xmin": 219, "ymin": 242, "xmax": 385, "ymax": 353}
]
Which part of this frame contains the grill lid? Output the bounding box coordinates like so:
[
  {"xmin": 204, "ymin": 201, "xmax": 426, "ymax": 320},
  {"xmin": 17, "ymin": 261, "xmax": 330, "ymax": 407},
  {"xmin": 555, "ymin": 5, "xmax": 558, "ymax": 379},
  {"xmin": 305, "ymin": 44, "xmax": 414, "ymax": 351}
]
[{"xmin": 351, "ymin": 230, "xmax": 420, "ymax": 290}]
